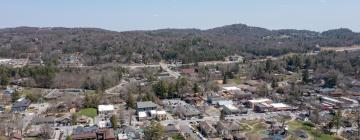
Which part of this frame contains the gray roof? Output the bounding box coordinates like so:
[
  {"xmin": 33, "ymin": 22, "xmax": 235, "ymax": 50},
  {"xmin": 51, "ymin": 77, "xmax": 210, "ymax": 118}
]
[
  {"xmin": 136, "ymin": 101, "xmax": 157, "ymax": 109},
  {"xmin": 13, "ymin": 98, "xmax": 31, "ymax": 108},
  {"xmin": 176, "ymin": 104, "xmax": 201, "ymax": 117}
]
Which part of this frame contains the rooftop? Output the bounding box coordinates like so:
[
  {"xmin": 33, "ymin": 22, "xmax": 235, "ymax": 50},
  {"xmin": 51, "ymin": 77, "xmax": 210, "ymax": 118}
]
[
  {"xmin": 222, "ymin": 86, "xmax": 241, "ymax": 91},
  {"xmin": 270, "ymin": 103, "xmax": 289, "ymax": 108},
  {"xmin": 249, "ymin": 98, "xmax": 272, "ymax": 103},
  {"xmin": 224, "ymin": 104, "xmax": 238, "ymax": 111},
  {"xmin": 138, "ymin": 111, "xmax": 147, "ymax": 118},
  {"xmin": 137, "ymin": 101, "xmax": 157, "ymax": 109},
  {"xmin": 98, "ymin": 105, "xmax": 115, "ymax": 112}
]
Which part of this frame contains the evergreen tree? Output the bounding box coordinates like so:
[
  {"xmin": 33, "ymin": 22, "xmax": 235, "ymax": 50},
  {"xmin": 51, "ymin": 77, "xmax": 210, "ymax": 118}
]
[
  {"xmin": 110, "ymin": 115, "xmax": 118, "ymax": 128},
  {"xmin": 192, "ymin": 83, "xmax": 200, "ymax": 93},
  {"xmin": 153, "ymin": 80, "xmax": 169, "ymax": 99},
  {"xmin": 220, "ymin": 109, "xmax": 225, "ymax": 121},
  {"xmin": 144, "ymin": 121, "xmax": 165, "ymax": 140},
  {"xmin": 127, "ymin": 93, "xmax": 136, "ymax": 109},
  {"xmin": 302, "ymin": 69, "xmax": 310, "ymax": 84},
  {"xmin": 222, "ymin": 74, "xmax": 227, "ymax": 84}
]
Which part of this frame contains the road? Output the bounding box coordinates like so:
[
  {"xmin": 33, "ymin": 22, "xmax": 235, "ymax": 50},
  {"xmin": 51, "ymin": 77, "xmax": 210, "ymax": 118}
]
[
  {"xmin": 179, "ymin": 124, "xmax": 202, "ymax": 140},
  {"xmin": 159, "ymin": 61, "xmax": 181, "ymax": 79},
  {"xmin": 104, "ymin": 79, "xmax": 129, "ymax": 95}
]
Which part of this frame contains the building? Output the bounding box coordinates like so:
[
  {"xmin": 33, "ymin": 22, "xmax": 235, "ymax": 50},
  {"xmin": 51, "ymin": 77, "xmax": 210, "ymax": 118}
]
[
  {"xmin": 247, "ymin": 98, "xmax": 272, "ymax": 109},
  {"xmin": 138, "ymin": 111, "xmax": 147, "ymax": 121},
  {"xmin": 208, "ymin": 96, "xmax": 227, "ymax": 105},
  {"xmin": 199, "ymin": 121, "xmax": 217, "ymax": 138},
  {"xmin": 156, "ymin": 110, "xmax": 167, "ymax": 120},
  {"xmin": 72, "ymin": 126, "xmax": 116, "ymax": 140},
  {"xmin": 222, "ymin": 104, "xmax": 240, "ymax": 115},
  {"xmin": 164, "ymin": 125, "xmax": 180, "ymax": 137},
  {"xmin": 254, "ymin": 103, "xmax": 272, "ymax": 113},
  {"xmin": 12, "ymin": 97, "xmax": 31, "ymax": 112},
  {"xmin": 222, "ymin": 86, "xmax": 241, "ymax": 94},
  {"xmin": 217, "ymin": 100, "xmax": 233, "ymax": 106},
  {"xmin": 0, "ymin": 105, "xmax": 4, "ymax": 113},
  {"xmin": 270, "ymin": 103, "xmax": 292, "ymax": 111},
  {"xmin": 180, "ymin": 68, "xmax": 196, "ymax": 75},
  {"xmin": 216, "ymin": 121, "xmax": 241, "ymax": 136},
  {"xmin": 136, "ymin": 101, "xmax": 157, "ymax": 112},
  {"xmin": 98, "ymin": 105, "xmax": 115, "ymax": 115},
  {"xmin": 175, "ymin": 104, "xmax": 201, "ymax": 119}
]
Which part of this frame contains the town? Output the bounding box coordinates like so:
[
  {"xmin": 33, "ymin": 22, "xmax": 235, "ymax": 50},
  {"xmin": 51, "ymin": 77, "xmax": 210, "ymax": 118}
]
[
  {"xmin": 1, "ymin": 1, "xmax": 360, "ymax": 139},
  {"xmin": 1, "ymin": 47, "xmax": 360, "ymax": 140}
]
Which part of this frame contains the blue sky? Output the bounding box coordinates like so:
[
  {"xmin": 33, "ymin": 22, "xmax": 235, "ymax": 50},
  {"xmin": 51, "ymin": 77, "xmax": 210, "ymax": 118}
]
[{"xmin": 1, "ymin": 0, "xmax": 359, "ymax": 32}]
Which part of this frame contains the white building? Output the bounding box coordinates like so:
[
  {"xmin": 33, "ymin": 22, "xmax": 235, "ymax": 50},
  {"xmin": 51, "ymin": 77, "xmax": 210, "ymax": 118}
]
[{"xmin": 98, "ymin": 105, "xmax": 115, "ymax": 115}]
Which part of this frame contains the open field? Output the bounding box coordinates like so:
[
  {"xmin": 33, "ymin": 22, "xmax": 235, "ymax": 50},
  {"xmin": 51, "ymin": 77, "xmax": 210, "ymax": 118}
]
[
  {"xmin": 287, "ymin": 120, "xmax": 343, "ymax": 140},
  {"xmin": 76, "ymin": 108, "xmax": 98, "ymax": 118}
]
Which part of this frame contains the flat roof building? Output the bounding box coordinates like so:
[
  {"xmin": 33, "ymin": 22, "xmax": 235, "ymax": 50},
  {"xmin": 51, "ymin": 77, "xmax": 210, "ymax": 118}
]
[
  {"xmin": 136, "ymin": 101, "xmax": 157, "ymax": 112},
  {"xmin": 98, "ymin": 105, "xmax": 115, "ymax": 114}
]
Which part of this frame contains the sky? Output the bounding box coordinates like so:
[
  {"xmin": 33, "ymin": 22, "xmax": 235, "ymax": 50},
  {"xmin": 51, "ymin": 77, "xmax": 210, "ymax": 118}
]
[{"xmin": 1, "ymin": 0, "xmax": 359, "ymax": 32}]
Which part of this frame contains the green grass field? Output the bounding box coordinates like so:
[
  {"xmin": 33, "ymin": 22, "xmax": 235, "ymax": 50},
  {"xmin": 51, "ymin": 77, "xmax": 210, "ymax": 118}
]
[
  {"xmin": 287, "ymin": 120, "xmax": 342, "ymax": 140},
  {"xmin": 76, "ymin": 108, "xmax": 98, "ymax": 118}
]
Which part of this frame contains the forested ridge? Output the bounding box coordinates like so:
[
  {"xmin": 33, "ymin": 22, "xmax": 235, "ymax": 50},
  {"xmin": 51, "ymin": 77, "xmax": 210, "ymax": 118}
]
[{"xmin": 1, "ymin": 24, "xmax": 360, "ymax": 65}]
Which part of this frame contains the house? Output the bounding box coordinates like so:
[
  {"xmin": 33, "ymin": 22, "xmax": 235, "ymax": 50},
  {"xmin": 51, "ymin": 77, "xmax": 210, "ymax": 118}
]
[
  {"xmin": 98, "ymin": 105, "xmax": 115, "ymax": 115},
  {"xmin": 180, "ymin": 68, "xmax": 196, "ymax": 75},
  {"xmin": 12, "ymin": 97, "xmax": 31, "ymax": 112},
  {"xmin": 97, "ymin": 128, "xmax": 116, "ymax": 140},
  {"xmin": 183, "ymin": 96, "xmax": 203, "ymax": 106},
  {"xmin": 136, "ymin": 101, "xmax": 157, "ymax": 112},
  {"xmin": 72, "ymin": 126, "xmax": 98, "ymax": 140},
  {"xmin": 72, "ymin": 126, "xmax": 115, "ymax": 140},
  {"xmin": 199, "ymin": 121, "xmax": 217, "ymax": 138},
  {"xmin": 222, "ymin": 104, "xmax": 240, "ymax": 115},
  {"xmin": 32, "ymin": 114, "xmax": 72, "ymax": 126},
  {"xmin": 32, "ymin": 116, "xmax": 57, "ymax": 125},
  {"xmin": 216, "ymin": 121, "xmax": 241, "ymax": 135},
  {"xmin": 118, "ymin": 126, "xmax": 141, "ymax": 140},
  {"xmin": 164, "ymin": 124, "xmax": 180, "ymax": 137},
  {"xmin": 175, "ymin": 104, "xmax": 201, "ymax": 119}
]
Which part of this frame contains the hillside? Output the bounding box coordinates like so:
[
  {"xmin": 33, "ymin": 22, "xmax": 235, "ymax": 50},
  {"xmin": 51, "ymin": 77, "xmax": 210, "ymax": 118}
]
[{"xmin": 0, "ymin": 24, "xmax": 360, "ymax": 65}]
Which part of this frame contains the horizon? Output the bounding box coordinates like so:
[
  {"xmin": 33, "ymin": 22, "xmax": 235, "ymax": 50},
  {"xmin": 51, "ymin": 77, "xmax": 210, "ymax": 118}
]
[
  {"xmin": 1, "ymin": 0, "xmax": 360, "ymax": 32},
  {"xmin": 0, "ymin": 23, "xmax": 358, "ymax": 33}
]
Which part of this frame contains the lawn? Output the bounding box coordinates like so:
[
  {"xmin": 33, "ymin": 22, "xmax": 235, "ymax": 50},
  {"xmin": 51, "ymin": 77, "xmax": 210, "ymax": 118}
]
[
  {"xmin": 76, "ymin": 108, "xmax": 98, "ymax": 118},
  {"xmin": 287, "ymin": 120, "xmax": 342, "ymax": 140},
  {"xmin": 172, "ymin": 134, "xmax": 185, "ymax": 140}
]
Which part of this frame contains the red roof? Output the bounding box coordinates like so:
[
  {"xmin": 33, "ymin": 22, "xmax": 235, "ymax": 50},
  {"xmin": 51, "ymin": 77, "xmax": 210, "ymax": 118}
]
[{"xmin": 181, "ymin": 68, "xmax": 195, "ymax": 74}]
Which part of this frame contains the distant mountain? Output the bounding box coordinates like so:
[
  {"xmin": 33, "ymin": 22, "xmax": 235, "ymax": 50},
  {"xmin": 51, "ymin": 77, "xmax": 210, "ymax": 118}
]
[{"xmin": 1, "ymin": 24, "xmax": 360, "ymax": 65}]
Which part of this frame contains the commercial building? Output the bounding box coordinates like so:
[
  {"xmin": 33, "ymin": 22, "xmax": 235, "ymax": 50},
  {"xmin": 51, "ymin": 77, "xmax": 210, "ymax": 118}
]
[
  {"xmin": 222, "ymin": 104, "xmax": 240, "ymax": 115},
  {"xmin": 98, "ymin": 105, "xmax": 115, "ymax": 115},
  {"xmin": 248, "ymin": 98, "xmax": 272, "ymax": 109},
  {"xmin": 136, "ymin": 101, "xmax": 157, "ymax": 112}
]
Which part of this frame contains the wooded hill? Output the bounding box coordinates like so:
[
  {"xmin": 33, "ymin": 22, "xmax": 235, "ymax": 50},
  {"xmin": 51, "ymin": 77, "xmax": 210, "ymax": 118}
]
[{"xmin": 1, "ymin": 24, "xmax": 360, "ymax": 65}]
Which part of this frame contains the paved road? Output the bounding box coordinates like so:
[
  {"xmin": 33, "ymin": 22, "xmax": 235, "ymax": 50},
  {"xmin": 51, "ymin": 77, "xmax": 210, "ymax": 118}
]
[
  {"xmin": 179, "ymin": 124, "xmax": 202, "ymax": 140},
  {"xmin": 104, "ymin": 79, "xmax": 129, "ymax": 95},
  {"xmin": 159, "ymin": 61, "xmax": 180, "ymax": 79}
]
